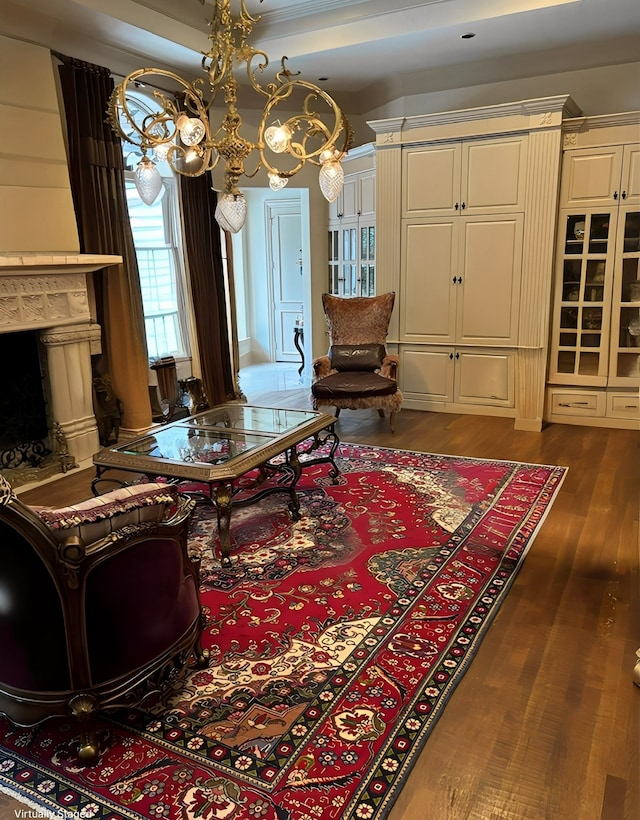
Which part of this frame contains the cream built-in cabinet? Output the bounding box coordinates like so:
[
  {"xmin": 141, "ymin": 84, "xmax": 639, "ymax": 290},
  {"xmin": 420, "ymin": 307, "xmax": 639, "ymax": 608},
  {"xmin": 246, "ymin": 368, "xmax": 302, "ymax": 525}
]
[
  {"xmin": 559, "ymin": 143, "xmax": 640, "ymax": 208},
  {"xmin": 369, "ymin": 97, "xmax": 580, "ymax": 429},
  {"xmin": 402, "ymin": 136, "xmax": 527, "ymax": 216},
  {"xmin": 402, "ymin": 346, "xmax": 515, "ymax": 408},
  {"xmin": 328, "ymin": 145, "xmax": 376, "ymax": 297},
  {"xmin": 547, "ymin": 114, "xmax": 640, "ymax": 429},
  {"xmin": 401, "ymin": 215, "xmax": 523, "ymax": 346},
  {"xmin": 400, "ymin": 137, "xmax": 525, "ymax": 408}
]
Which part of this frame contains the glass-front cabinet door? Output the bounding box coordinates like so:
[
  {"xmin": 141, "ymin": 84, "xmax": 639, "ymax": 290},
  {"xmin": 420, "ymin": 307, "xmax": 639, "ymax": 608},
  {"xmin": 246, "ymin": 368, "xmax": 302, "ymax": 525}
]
[
  {"xmin": 342, "ymin": 225, "xmax": 357, "ymax": 295},
  {"xmin": 328, "ymin": 227, "xmax": 339, "ymax": 295},
  {"xmin": 359, "ymin": 223, "xmax": 376, "ymax": 296},
  {"xmin": 327, "ymin": 222, "xmax": 376, "ymax": 296},
  {"xmin": 549, "ymin": 206, "xmax": 640, "ymax": 389},
  {"xmin": 609, "ymin": 208, "xmax": 640, "ymax": 384},
  {"xmin": 549, "ymin": 210, "xmax": 616, "ymax": 385}
]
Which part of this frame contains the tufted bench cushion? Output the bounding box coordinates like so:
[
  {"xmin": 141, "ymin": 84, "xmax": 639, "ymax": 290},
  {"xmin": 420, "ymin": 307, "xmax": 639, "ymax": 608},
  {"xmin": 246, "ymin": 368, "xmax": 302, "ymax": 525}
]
[
  {"xmin": 311, "ymin": 371, "xmax": 398, "ymax": 399},
  {"xmin": 30, "ymin": 482, "xmax": 179, "ymax": 544}
]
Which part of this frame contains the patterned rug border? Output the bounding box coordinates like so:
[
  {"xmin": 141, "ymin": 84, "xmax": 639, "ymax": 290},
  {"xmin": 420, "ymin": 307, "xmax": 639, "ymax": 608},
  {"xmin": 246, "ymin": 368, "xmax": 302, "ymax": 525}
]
[
  {"xmin": 335, "ymin": 445, "xmax": 568, "ymax": 816},
  {"xmin": 375, "ymin": 471, "xmax": 566, "ymax": 817}
]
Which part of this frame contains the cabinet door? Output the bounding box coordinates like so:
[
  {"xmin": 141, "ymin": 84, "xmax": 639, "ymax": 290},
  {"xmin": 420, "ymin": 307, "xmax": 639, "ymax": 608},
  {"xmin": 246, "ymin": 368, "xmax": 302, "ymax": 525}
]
[
  {"xmin": 548, "ymin": 208, "xmax": 617, "ymax": 386},
  {"xmin": 621, "ymin": 144, "xmax": 640, "ymax": 206},
  {"xmin": 455, "ymin": 350, "xmax": 514, "ymax": 406},
  {"xmin": 401, "ymin": 347, "xmax": 454, "ymax": 401},
  {"xmin": 608, "ymin": 207, "xmax": 640, "ymax": 386},
  {"xmin": 456, "ymin": 215, "xmax": 523, "ymax": 345},
  {"xmin": 559, "ymin": 146, "xmax": 624, "ymax": 208},
  {"xmin": 358, "ymin": 170, "xmax": 376, "ymax": 218},
  {"xmin": 328, "ymin": 225, "xmax": 340, "ymax": 294},
  {"xmin": 402, "ymin": 144, "xmax": 462, "ymax": 217},
  {"xmin": 401, "ymin": 220, "xmax": 457, "ymax": 342},
  {"xmin": 359, "ymin": 222, "xmax": 376, "ymax": 296},
  {"xmin": 461, "ymin": 136, "xmax": 528, "ymax": 213},
  {"xmin": 339, "ymin": 175, "xmax": 358, "ymax": 219},
  {"xmin": 340, "ymin": 222, "xmax": 358, "ymax": 295}
]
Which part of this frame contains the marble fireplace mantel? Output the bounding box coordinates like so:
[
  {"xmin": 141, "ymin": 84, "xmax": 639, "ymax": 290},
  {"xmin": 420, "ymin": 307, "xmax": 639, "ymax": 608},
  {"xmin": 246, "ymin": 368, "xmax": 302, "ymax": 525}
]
[
  {"xmin": 0, "ymin": 253, "xmax": 121, "ymax": 333},
  {"xmin": 0, "ymin": 253, "xmax": 121, "ymax": 474}
]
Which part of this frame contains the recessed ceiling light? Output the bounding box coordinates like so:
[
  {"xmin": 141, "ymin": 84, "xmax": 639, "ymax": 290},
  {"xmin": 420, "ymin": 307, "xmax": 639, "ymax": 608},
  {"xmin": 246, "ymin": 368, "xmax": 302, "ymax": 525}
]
[{"xmin": 460, "ymin": 32, "xmax": 476, "ymax": 39}]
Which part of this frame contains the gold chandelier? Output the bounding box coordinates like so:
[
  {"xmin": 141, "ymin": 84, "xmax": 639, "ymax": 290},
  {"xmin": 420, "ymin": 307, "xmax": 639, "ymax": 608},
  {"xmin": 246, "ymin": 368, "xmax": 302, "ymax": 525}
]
[{"xmin": 107, "ymin": 0, "xmax": 352, "ymax": 232}]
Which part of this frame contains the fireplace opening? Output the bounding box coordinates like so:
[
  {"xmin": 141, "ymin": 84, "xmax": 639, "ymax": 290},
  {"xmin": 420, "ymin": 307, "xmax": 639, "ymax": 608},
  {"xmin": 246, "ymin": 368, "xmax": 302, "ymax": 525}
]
[{"xmin": 0, "ymin": 331, "xmax": 51, "ymax": 470}]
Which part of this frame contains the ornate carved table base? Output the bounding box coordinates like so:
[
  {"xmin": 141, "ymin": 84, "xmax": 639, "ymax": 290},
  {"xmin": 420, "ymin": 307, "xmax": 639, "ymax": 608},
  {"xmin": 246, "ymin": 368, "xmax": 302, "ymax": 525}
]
[{"xmin": 93, "ymin": 404, "xmax": 340, "ymax": 567}]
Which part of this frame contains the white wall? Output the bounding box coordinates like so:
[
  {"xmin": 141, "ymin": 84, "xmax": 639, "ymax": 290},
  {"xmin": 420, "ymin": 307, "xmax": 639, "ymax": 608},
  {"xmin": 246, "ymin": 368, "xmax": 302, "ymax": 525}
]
[
  {"xmin": 353, "ymin": 60, "xmax": 640, "ymax": 139},
  {"xmin": 0, "ymin": 36, "xmax": 79, "ymax": 253}
]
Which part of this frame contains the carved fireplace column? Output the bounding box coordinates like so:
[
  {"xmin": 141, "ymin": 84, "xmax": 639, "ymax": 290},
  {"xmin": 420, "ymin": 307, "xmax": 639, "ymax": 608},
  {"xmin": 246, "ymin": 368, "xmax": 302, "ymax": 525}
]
[{"xmin": 39, "ymin": 322, "xmax": 102, "ymax": 464}]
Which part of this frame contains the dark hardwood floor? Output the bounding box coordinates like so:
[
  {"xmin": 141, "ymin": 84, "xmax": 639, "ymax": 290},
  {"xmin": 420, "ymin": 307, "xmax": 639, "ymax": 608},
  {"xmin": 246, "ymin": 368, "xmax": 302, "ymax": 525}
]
[{"xmin": 2, "ymin": 376, "xmax": 638, "ymax": 820}]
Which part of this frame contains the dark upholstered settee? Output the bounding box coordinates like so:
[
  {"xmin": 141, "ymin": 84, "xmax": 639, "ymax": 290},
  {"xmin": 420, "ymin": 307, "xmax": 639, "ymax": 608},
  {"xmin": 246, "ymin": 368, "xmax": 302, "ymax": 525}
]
[{"xmin": 0, "ymin": 475, "xmax": 208, "ymax": 764}]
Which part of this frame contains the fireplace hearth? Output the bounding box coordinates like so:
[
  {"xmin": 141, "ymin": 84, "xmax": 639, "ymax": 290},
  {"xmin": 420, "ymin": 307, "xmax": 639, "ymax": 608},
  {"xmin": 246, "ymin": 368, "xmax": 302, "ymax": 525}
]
[
  {"xmin": 0, "ymin": 330, "xmax": 50, "ymax": 471},
  {"xmin": 0, "ymin": 253, "xmax": 121, "ymax": 487}
]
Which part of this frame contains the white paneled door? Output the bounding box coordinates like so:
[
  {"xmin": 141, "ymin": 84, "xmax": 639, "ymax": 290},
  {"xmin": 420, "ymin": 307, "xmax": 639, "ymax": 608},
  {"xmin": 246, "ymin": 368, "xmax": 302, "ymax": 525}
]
[{"xmin": 268, "ymin": 200, "xmax": 304, "ymax": 362}]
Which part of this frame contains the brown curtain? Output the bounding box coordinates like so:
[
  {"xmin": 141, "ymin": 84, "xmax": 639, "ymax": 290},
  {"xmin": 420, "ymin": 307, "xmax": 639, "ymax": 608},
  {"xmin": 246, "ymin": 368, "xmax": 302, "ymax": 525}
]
[
  {"xmin": 179, "ymin": 175, "xmax": 236, "ymax": 405},
  {"xmin": 56, "ymin": 54, "xmax": 152, "ymax": 431}
]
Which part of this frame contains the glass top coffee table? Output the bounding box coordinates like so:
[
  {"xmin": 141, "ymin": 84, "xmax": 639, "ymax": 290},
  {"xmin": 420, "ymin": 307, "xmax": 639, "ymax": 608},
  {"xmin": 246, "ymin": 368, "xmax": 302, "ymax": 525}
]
[{"xmin": 93, "ymin": 403, "xmax": 339, "ymax": 565}]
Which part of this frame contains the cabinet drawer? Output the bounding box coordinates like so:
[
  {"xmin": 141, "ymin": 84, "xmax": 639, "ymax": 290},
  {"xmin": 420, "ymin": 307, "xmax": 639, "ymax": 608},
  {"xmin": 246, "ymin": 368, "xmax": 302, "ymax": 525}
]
[
  {"xmin": 607, "ymin": 392, "xmax": 639, "ymax": 419},
  {"xmin": 550, "ymin": 390, "xmax": 604, "ymax": 416}
]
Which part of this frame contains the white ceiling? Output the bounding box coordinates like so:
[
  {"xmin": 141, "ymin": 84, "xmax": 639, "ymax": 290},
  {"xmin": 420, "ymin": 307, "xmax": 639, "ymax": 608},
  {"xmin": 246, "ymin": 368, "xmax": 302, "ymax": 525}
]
[{"xmin": 1, "ymin": 0, "xmax": 639, "ymax": 113}]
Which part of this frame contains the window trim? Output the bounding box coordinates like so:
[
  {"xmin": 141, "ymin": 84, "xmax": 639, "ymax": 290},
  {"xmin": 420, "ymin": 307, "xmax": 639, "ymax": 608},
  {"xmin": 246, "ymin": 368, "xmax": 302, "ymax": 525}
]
[{"xmin": 125, "ymin": 172, "xmax": 192, "ymax": 364}]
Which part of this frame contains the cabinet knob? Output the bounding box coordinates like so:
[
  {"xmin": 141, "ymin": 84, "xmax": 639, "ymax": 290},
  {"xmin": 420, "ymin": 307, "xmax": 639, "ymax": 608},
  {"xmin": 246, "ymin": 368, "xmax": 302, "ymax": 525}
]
[
  {"xmin": 455, "ymin": 202, "xmax": 459, "ymax": 211},
  {"xmin": 457, "ymin": 276, "xmax": 463, "ymax": 284},
  {"xmin": 613, "ymin": 191, "xmax": 618, "ymax": 200},
  {"xmin": 449, "ymin": 352, "xmax": 454, "ymax": 360},
  {"xmin": 621, "ymin": 190, "xmax": 627, "ymax": 200},
  {"xmin": 461, "ymin": 202, "xmax": 466, "ymax": 210}
]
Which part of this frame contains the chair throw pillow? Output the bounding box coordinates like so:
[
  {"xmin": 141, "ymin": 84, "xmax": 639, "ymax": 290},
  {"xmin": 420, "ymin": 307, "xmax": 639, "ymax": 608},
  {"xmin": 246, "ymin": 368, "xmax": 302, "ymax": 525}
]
[
  {"xmin": 31, "ymin": 482, "xmax": 179, "ymax": 544},
  {"xmin": 329, "ymin": 344, "xmax": 386, "ymax": 372}
]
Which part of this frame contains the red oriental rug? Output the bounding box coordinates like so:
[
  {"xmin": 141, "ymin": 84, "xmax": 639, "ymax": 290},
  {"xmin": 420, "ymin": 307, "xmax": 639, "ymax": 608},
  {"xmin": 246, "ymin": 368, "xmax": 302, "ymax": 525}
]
[{"xmin": 0, "ymin": 443, "xmax": 566, "ymax": 820}]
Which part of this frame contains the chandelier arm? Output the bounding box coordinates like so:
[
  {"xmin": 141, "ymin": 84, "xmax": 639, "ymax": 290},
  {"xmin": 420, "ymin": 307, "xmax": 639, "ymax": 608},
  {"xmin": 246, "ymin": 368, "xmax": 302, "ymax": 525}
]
[
  {"xmin": 241, "ymin": 158, "xmax": 267, "ymax": 179},
  {"xmin": 259, "ymin": 151, "xmax": 305, "ymax": 178},
  {"xmin": 259, "ymin": 79, "xmax": 350, "ymax": 163},
  {"xmin": 164, "ymin": 144, "xmax": 216, "ymax": 177},
  {"xmin": 301, "ymin": 112, "xmax": 353, "ymax": 167},
  {"xmin": 108, "ymin": 68, "xmax": 212, "ymax": 155},
  {"xmin": 203, "ymin": 50, "xmax": 232, "ymax": 93},
  {"xmin": 244, "ymin": 49, "xmax": 276, "ymax": 98}
]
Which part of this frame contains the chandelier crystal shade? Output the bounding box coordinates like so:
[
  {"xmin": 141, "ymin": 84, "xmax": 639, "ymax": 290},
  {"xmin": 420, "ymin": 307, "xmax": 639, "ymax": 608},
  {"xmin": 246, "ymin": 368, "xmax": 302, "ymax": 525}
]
[
  {"xmin": 108, "ymin": 0, "xmax": 353, "ymax": 232},
  {"xmin": 134, "ymin": 156, "xmax": 163, "ymax": 205}
]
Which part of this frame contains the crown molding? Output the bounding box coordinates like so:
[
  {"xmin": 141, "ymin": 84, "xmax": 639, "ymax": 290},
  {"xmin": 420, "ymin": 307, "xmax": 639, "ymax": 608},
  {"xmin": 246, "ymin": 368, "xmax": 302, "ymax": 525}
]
[{"xmin": 562, "ymin": 110, "xmax": 640, "ymax": 132}]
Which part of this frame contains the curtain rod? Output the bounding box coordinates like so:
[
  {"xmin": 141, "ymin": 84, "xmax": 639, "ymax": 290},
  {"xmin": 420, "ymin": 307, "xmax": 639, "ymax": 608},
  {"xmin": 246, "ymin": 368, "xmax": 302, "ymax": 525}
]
[
  {"xmin": 112, "ymin": 71, "xmax": 180, "ymax": 97},
  {"xmin": 51, "ymin": 50, "xmax": 111, "ymax": 76},
  {"xmin": 52, "ymin": 51, "xmax": 178, "ymax": 97}
]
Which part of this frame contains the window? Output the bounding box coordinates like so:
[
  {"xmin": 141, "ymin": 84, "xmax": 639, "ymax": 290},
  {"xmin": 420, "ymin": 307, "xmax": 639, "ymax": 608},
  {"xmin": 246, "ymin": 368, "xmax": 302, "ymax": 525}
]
[{"xmin": 125, "ymin": 176, "xmax": 190, "ymax": 361}]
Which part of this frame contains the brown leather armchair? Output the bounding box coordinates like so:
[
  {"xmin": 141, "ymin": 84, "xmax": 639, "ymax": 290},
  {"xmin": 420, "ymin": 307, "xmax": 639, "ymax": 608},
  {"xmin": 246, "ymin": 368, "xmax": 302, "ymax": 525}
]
[
  {"xmin": 311, "ymin": 292, "xmax": 403, "ymax": 432},
  {"xmin": 0, "ymin": 475, "xmax": 207, "ymax": 764}
]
